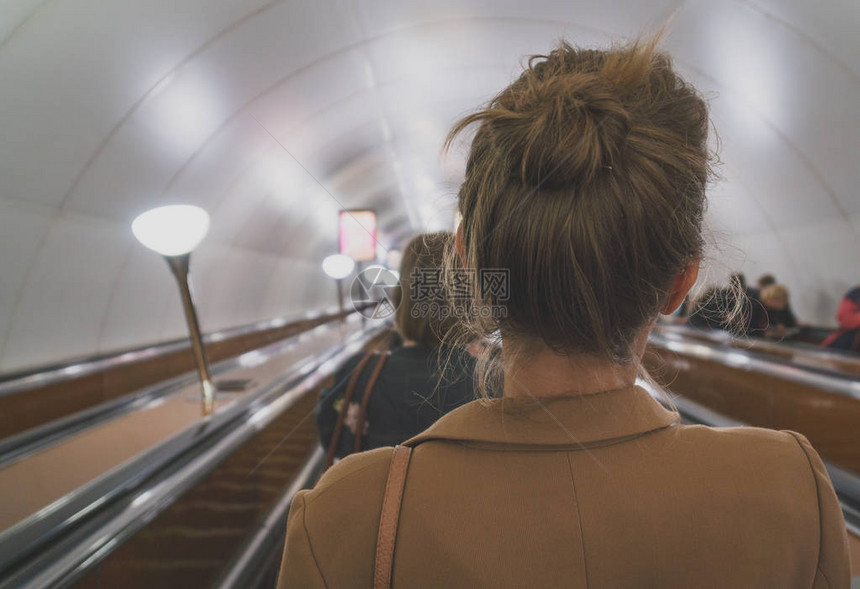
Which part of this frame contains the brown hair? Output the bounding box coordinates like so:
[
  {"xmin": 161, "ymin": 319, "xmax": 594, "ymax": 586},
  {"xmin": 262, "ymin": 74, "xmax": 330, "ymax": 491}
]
[
  {"xmin": 446, "ymin": 38, "xmax": 713, "ymax": 371},
  {"xmin": 758, "ymin": 274, "xmax": 776, "ymax": 289},
  {"xmin": 395, "ymin": 232, "xmax": 459, "ymax": 348}
]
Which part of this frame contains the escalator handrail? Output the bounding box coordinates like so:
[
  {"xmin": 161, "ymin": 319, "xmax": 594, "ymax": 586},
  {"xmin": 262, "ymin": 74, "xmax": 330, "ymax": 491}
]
[
  {"xmin": 655, "ymin": 322, "xmax": 860, "ymax": 368},
  {"xmin": 0, "ymin": 323, "xmax": 384, "ymax": 587},
  {"xmin": 0, "ymin": 306, "xmax": 347, "ymax": 470},
  {"xmin": 648, "ymin": 331, "xmax": 860, "ymax": 401},
  {"xmin": 0, "ymin": 306, "xmax": 342, "ymax": 397}
]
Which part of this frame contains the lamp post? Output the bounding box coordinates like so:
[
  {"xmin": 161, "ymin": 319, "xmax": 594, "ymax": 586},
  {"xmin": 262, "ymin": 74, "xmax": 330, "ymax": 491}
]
[
  {"xmin": 322, "ymin": 254, "xmax": 355, "ymax": 321},
  {"xmin": 132, "ymin": 204, "xmax": 215, "ymax": 416}
]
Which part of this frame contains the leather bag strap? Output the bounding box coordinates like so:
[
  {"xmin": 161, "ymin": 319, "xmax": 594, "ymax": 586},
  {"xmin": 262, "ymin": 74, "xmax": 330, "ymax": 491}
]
[
  {"xmin": 373, "ymin": 445, "xmax": 412, "ymax": 589},
  {"xmin": 324, "ymin": 350, "xmax": 376, "ymax": 469},
  {"xmin": 353, "ymin": 352, "xmax": 390, "ymax": 453}
]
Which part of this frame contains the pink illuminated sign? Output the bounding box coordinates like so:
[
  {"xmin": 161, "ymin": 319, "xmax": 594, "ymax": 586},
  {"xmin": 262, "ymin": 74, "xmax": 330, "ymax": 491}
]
[{"xmin": 338, "ymin": 210, "xmax": 377, "ymax": 262}]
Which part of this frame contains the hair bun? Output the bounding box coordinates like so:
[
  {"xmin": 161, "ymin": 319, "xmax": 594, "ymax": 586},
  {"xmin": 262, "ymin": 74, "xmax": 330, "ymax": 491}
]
[
  {"xmin": 506, "ymin": 72, "xmax": 631, "ymax": 188},
  {"xmin": 458, "ymin": 45, "xmax": 639, "ymax": 189}
]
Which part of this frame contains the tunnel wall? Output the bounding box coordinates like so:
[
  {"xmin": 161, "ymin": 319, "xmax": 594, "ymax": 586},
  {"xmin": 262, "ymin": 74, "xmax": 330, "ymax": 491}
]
[{"xmin": 2, "ymin": 0, "xmax": 859, "ymax": 372}]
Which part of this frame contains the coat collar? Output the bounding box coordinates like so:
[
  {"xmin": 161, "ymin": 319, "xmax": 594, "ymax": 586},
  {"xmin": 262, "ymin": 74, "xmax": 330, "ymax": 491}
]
[{"xmin": 405, "ymin": 386, "xmax": 679, "ymax": 449}]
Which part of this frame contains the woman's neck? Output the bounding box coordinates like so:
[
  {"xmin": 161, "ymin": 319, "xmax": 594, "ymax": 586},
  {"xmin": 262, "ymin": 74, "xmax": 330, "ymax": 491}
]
[{"xmin": 502, "ymin": 330, "xmax": 648, "ymax": 399}]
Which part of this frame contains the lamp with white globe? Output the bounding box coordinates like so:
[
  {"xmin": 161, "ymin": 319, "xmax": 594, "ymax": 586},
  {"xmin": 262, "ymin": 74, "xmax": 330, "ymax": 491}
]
[
  {"xmin": 132, "ymin": 204, "xmax": 216, "ymax": 415},
  {"xmin": 322, "ymin": 254, "xmax": 355, "ymax": 320}
]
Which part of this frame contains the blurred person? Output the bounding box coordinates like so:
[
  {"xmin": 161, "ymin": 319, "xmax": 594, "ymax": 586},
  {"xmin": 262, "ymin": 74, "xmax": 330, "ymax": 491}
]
[
  {"xmin": 728, "ymin": 272, "xmax": 768, "ymax": 336},
  {"xmin": 687, "ymin": 275, "xmax": 761, "ymax": 336},
  {"xmin": 279, "ymin": 38, "xmax": 848, "ymax": 588},
  {"xmin": 823, "ymin": 286, "xmax": 860, "ymax": 352},
  {"xmin": 745, "ymin": 272, "xmax": 777, "ymax": 336},
  {"xmin": 760, "ymin": 283, "xmax": 799, "ymax": 339},
  {"xmin": 757, "ymin": 273, "xmax": 776, "ymax": 295},
  {"xmin": 686, "ymin": 286, "xmax": 725, "ymax": 330},
  {"xmin": 315, "ymin": 232, "xmax": 476, "ymax": 464},
  {"xmin": 722, "ymin": 273, "xmax": 754, "ymax": 334}
]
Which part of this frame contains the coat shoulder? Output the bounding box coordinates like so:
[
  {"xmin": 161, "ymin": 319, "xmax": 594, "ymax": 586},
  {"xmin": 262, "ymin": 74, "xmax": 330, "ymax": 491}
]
[
  {"xmin": 676, "ymin": 423, "xmax": 805, "ymax": 452},
  {"xmin": 669, "ymin": 424, "xmax": 824, "ymax": 503},
  {"xmin": 309, "ymin": 446, "xmax": 394, "ymax": 504},
  {"xmin": 673, "ymin": 423, "xmax": 817, "ymax": 467}
]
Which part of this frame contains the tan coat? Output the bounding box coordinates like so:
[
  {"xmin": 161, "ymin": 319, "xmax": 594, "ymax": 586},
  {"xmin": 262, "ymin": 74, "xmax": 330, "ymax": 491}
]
[{"xmin": 278, "ymin": 386, "xmax": 850, "ymax": 588}]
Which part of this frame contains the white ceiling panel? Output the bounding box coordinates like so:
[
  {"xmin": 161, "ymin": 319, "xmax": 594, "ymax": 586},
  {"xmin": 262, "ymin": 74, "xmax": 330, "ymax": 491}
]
[
  {"xmin": 0, "ymin": 213, "xmax": 132, "ymax": 370},
  {"xmin": 97, "ymin": 244, "xmax": 176, "ymax": 352},
  {"xmin": 0, "ymin": 0, "xmax": 44, "ymax": 46},
  {"xmin": 353, "ymin": 0, "xmax": 674, "ymax": 39},
  {"xmin": 0, "ymin": 0, "xmax": 273, "ymax": 207}
]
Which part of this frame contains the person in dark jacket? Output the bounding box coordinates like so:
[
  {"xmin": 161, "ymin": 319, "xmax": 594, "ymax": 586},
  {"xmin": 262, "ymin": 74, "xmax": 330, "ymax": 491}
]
[
  {"xmin": 686, "ymin": 286, "xmax": 725, "ymax": 330},
  {"xmin": 316, "ymin": 232, "xmax": 476, "ymax": 459},
  {"xmin": 722, "ymin": 272, "xmax": 770, "ymax": 336},
  {"xmin": 688, "ymin": 275, "xmax": 759, "ymax": 336},
  {"xmin": 724, "ymin": 272, "xmax": 767, "ymax": 335},
  {"xmin": 823, "ymin": 286, "xmax": 860, "ymax": 352}
]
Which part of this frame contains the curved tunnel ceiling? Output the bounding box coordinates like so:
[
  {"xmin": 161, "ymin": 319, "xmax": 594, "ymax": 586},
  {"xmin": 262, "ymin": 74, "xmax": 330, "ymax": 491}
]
[{"xmin": 0, "ymin": 0, "xmax": 858, "ymax": 371}]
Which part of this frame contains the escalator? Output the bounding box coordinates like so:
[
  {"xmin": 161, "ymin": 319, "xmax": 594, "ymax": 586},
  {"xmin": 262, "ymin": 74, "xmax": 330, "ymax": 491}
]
[
  {"xmin": 2, "ymin": 317, "xmax": 858, "ymax": 586},
  {"xmin": 655, "ymin": 322, "xmax": 860, "ymax": 379},
  {"xmin": 0, "ymin": 310, "xmax": 385, "ymax": 588},
  {"xmin": 0, "ymin": 307, "xmax": 352, "ymax": 462}
]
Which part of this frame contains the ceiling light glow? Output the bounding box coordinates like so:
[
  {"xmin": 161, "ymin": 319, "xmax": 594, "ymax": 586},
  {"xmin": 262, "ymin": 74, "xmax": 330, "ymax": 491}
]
[
  {"xmin": 132, "ymin": 204, "xmax": 210, "ymax": 256},
  {"xmin": 322, "ymin": 254, "xmax": 355, "ymax": 279}
]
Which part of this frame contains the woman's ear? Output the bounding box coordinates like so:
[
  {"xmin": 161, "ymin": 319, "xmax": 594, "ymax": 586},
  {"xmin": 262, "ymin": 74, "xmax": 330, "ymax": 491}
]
[
  {"xmin": 455, "ymin": 224, "xmax": 467, "ymax": 265},
  {"xmin": 661, "ymin": 260, "xmax": 700, "ymax": 314}
]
